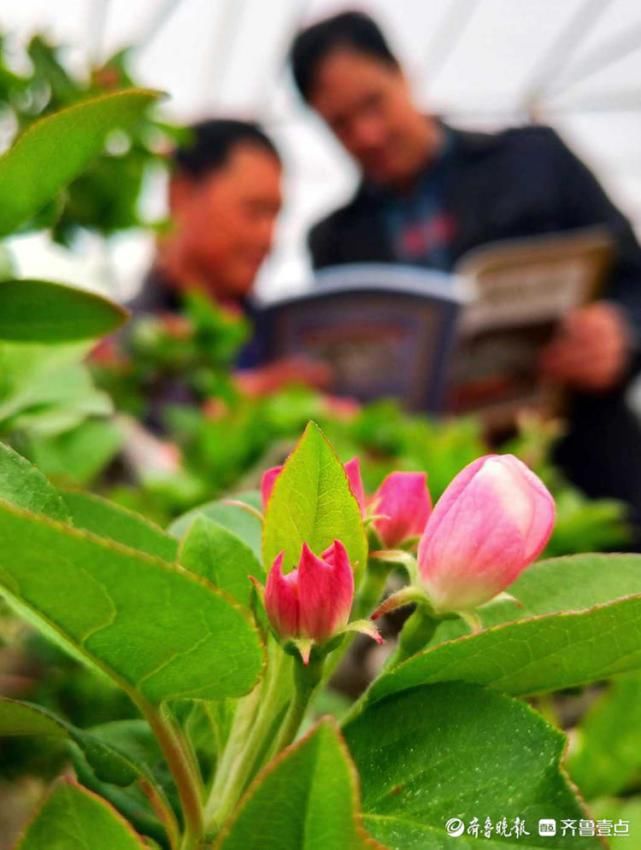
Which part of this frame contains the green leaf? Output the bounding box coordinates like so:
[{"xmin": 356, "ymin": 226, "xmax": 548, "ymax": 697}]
[
  {"xmin": 27, "ymin": 419, "xmax": 123, "ymax": 486},
  {"xmin": 0, "ymin": 87, "xmax": 160, "ymax": 236},
  {"xmin": 0, "ymin": 280, "xmax": 127, "ymax": 342},
  {"xmin": 343, "ymin": 682, "xmax": 599, "ymax": 849},
  {"xmin": 0, "ymin": 698, "xmax": 141, "ymax": 786},
  {"xmin": 0, "ymin": 441, "xmax": 70, "ymax": 521},
  {"xmin": 215, "ymin": 719, "xmax": 385, "ymax": 850},
  {"xmin": 590, "ymin": 798, "xmax": 641, "ymax": 850},
  {"xmin": 0, "ymin": 498, "xmax": 264, "ymax": 705},
  {"xmin": 179, "ymin": 515, "xmax": 263, "ymax": 608},
  {"xmin": 365, "ymin": 594, "xmax": 641, "ymax": 708},
  {"xmin": 169, "ymin": 491, "xmax": 262, "ymax": 558},
  {"xmin": 431, "ymin": 553, "xmax": 641, "ymax": 644},
  {"xmin": 17, "ymin": 779, "xmax": 145, "ymax": 849},
  {"xmin": 262, "ymin": 422, "xmax": 367, "ymax": 574},
  {"xmin": 71, "ymin": 719, "xmax": 170, "ymax": 845},
  {"xmin": 569, "ymin": 670, "xmax": 641, "ymax": 799},
  {"xmin": 0, "ymin": 341, "xmax": 111, "ymax": 437},
  {"xmin": 62, "ymin": 490, "xmax": 178, "ymax": 562}
]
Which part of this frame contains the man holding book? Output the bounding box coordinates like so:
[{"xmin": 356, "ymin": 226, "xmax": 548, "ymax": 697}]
[{"xmin": 289, "ymin": 11, "xmax": 641, "ymax": 536}]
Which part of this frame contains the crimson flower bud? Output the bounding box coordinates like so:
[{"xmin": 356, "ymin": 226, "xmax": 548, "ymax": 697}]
[
  {"xmin": 418, "ymin": 454, "xmax": 555, "ymax": 613},
  {"xmin": 371, "ymin": 471, "xmax": 431, "ymax": 547},
  {"xmin": 265, "ymin": 541, "xmax": 354, "ymax": 645}
]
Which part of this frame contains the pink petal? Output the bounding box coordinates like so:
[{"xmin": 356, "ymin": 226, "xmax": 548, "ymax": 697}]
[
  {"xmin": 261, "ymin": 465, "xmax": 283, "ymax": 509},
  {"xmin": 265, "ymin": 552, "xmax": 300, "ymax": 638},
  {"xmin": 344, "ymin": 457, "xmax": 366, "ymax": 516},
  {"xmin": 373, "ymin": 471, "xmax": 431, "ymax": 547},
  {"xmin": 298, "ymin": 541, "xmax": 354, "ymax": 642}
]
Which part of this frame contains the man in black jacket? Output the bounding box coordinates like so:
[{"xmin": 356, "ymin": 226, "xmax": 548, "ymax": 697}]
[{"xmin": 290, "ymin": 11, "xmax": 641, "ymax": 536}]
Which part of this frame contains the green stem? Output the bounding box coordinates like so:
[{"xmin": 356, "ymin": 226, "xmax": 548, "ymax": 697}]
[
  {"xmin": 266, "ymin": 653, "xmax": 324, "ymax": 761},
  {"xmin": 387, "ymin": 605, "xmax": 439, "ymax": 668},
  {"xmin": 321, "ymin": 558, "xmax": 392, "ymax": 685},
  {"xmin": 341, "ymin": 606, "xmax": 439, "ymax": 728},
  {"xmin": 355, "ymin": 559, "xmax": 392, "ymax": 620},
  {"xmin": 144, "ymin": 704, "xmax": 204, "ymax": 850},
  {"xmin": 204, "ymin": 647, "xmax": 291, "ymax": 832},
  {"xmin": 139, "ymin": 777, "xmax": 181, "ymax": 850}
]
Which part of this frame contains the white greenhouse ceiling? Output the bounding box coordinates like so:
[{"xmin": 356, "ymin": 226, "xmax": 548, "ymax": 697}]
[{"xmin": 3, "ymin": 0, "xmax": 641, "ymax": 295}]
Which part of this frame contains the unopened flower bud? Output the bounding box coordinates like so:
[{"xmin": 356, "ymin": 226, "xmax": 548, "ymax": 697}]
[
  {"xmin": 371, "ymin": 471, "xmax": 431, "ymax": 547},
  {"xmin": 265, "ymin": 540, "xmax": 354, "ymax": 645},
  {"xmin": 418, "ymin": 454, "xmax": 554, "ymax": 613}
]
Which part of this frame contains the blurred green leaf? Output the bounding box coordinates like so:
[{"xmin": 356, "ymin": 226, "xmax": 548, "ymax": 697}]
[
  {"xmin": 0, "ymin": 698, "xmax": 142, "ymax": 787},
  {"xmin": 27, "ymin": 419, "xmax": 123, "ymax": 486},
  {"xmin": 0, "ymin": 280, "xmax": 128, "ymax": 342},
  {"xmin": 0, "ymin": 87, "xmax": 161, "ymax": 236},
  {"xmin": 569, "ymin": 671, "xmax": 641, "ymax": 799}
]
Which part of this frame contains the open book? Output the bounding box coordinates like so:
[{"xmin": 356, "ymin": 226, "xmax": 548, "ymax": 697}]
[{"xmin": 255, "ymin": 227, "xmax": 614, "ymax": 420}]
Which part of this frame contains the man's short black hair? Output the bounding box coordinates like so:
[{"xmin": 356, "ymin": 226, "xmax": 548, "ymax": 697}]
[
  {"xmin": 290, "ymin": 11, "xmax": 400, "ymax": 102},
  {"xmin": 172, "ymin": 119, "xmax": 280, "ymax": 179}
]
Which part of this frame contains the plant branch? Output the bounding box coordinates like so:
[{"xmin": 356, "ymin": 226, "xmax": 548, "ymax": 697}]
[{"xmin": 144, "ymin": 702, "xmax": 204, "ymax": 850}]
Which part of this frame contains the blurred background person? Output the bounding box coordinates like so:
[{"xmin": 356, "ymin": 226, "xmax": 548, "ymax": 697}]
[
  {"xmin": 289, "ymin": 10, "xmax": 641, "ymax": 536},
  {"xmin": 132, "ymin": 118, "xmax": 329, "ymax": 395}
]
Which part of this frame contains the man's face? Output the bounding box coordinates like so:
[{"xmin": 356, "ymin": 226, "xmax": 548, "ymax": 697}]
[
  {"xmin": 309, "ymin": 49, "xmax": 429, "ymax": 187},
  {"xmin": 173, "ymin": 144, "xmax": 283, "ymax": 298}
]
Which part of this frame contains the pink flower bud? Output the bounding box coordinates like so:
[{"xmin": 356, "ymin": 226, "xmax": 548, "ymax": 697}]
[
  {"xmin": 265, "ymin": 540, "xmax": 354, "ymax": 644},
  {"xmin": 418, "ymin": 454, "xmax": 554, "ymax": 612},
  {"xmin": 260, "ymin": 465, "xmax": 282, "ymax": 509},
  {"xmin": 372, "ymin": 471, "xmax": 431, "ymax": 547},
  {"xmin": 344, "ymin": 457, "xmax": 366, "ymax": 516},
  {"xmin": 261, "ymin": 457, "xmax": 366, "ymax": 515}
]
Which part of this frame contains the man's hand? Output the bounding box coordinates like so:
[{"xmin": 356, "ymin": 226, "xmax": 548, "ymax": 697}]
[{"xmin": 539, "ymin": 302, "xmax": 633, "ymax": 392}]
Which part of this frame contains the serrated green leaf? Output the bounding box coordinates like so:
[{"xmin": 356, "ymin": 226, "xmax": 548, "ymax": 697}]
[
  {"xmin": 0, "ymin": 441, "xmax": 70, "ymax": 521},
  {"xmin": 169, "ymin": 491, "xmax": 262, "ymax": 558},
  {"xmin": 0, "ymin": 280, "xmax": 127, "ymax": 342},
  {"xmin": 343, "ymin": 683, "xmax": 599, "ymax": 849},
  {"xmin": 364, "ymin": 594, "xmax": 641, "ymax": 708},
  {"xmin": 17, "ymin": 779, "xmax": 145, "ymax": 849},
  {"xmin": 431, "ymin": 553, "xmax": 641, "ymax": 644},
  {"xmin": 62, "ymin": 490, "xmax": 178, "ymax": 562},
  {"xmin": 0, "ymin": 88, "xmax": 160, "ymax": 236},
  {"xmin": 0, "ymin": 498, "xmax": 264, "ymax": 705},
  {"xmin": 215, "ymin": 719, "xmax": 385, "ymax": 850},
  {"xmin": 179, "ymin": 515, "xmax": 263, "ymax": 608},
  {"xmin": 262, "ymin": 422, "xmax": 367, "ymax": 574}
]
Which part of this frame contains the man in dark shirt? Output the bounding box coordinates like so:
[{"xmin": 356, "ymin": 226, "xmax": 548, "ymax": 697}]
[
  {"xmin": 133, "ymin": 119, "xmax": 328, "ymax": 393},
  {"xmin": 289, "ymin": 11, "xmax": 641, "ymax": 535}
]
